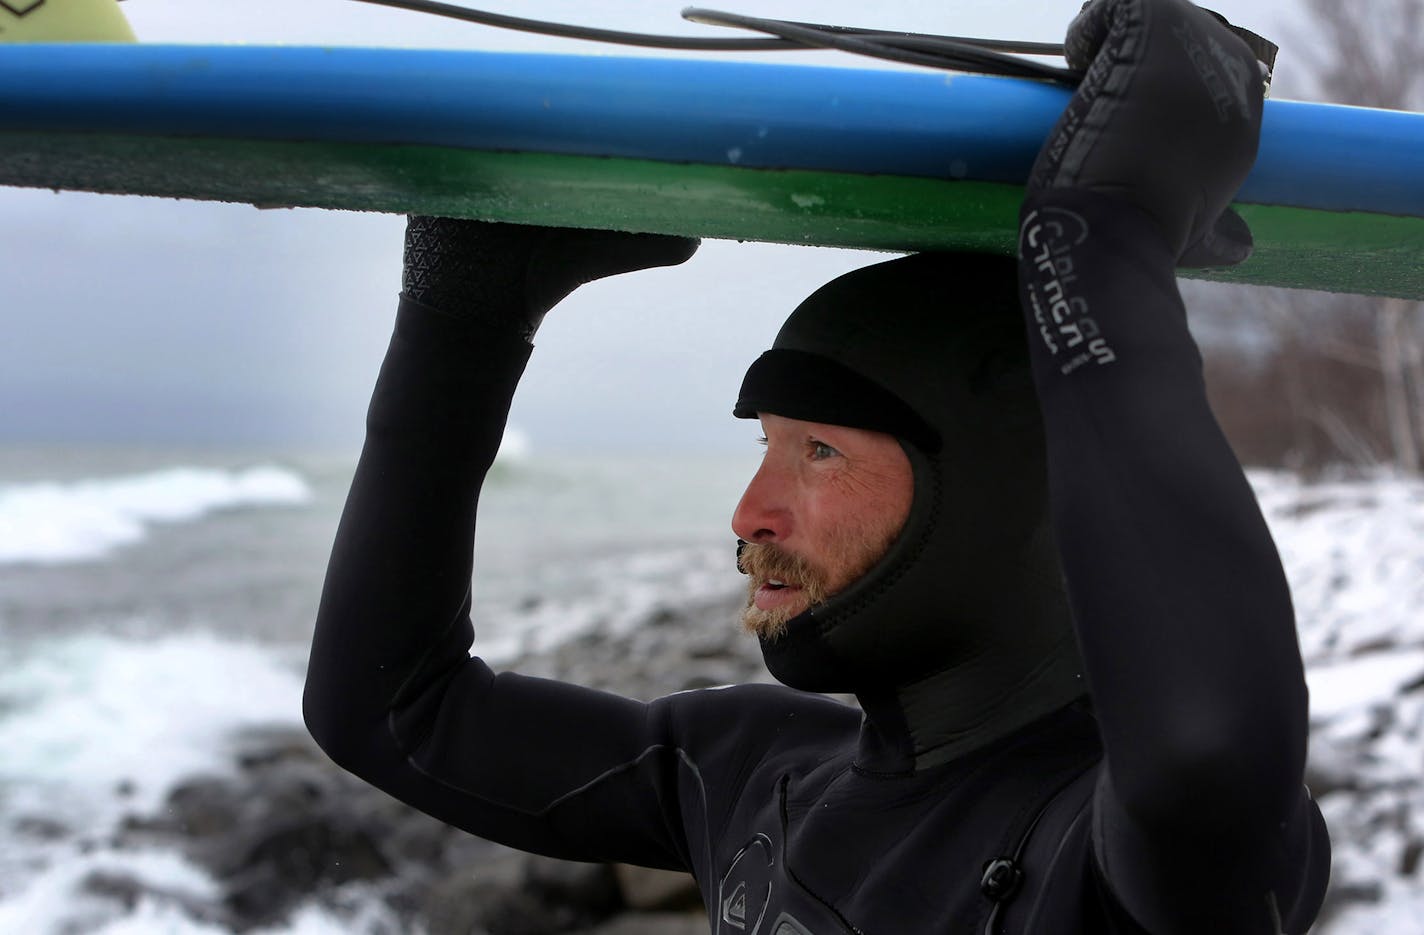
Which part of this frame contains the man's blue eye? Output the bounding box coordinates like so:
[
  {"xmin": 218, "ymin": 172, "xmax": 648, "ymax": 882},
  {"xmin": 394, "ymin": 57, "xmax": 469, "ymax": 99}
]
[{"xmin": 810, "ymin": 441, "xmax": 839, "ymax": 460}]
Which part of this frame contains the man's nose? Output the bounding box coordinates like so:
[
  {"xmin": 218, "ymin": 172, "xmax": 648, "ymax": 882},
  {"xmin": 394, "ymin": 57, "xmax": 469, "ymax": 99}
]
[{"xmin": 731, "ymin": 461, "xmax": 788, "ymax": 543}]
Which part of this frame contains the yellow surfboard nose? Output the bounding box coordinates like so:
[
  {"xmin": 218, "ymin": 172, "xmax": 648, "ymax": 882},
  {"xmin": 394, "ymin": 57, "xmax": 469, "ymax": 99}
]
[{"xmin": 0, "ymin": 0, "xmax": 136, "ymax": 42}]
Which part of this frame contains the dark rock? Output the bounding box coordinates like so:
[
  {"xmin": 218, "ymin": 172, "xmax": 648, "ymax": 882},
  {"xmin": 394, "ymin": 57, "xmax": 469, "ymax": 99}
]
[
  {"xmin": 524, "ymin": 855, "xmax": 623, "ymax": 918},
  {"xmin": 1401, "ymin": 837, "xmax": 1423, "ymax": 876},
  {"xmin": 1349, "ymin": 636, "xmax": 1403, "ymax": 657},
  {"xmin": 419, "ymin": 850, "xmax": 622, "ymax": 935},
  {"xmin": 107, "ymin": 585, "xmax": 766, "ymax": 933},
  {"xmin": 614, "ymin": 864, "xmax": 702, "ymax": 912},
  {"xmin": 112, "ymin": 730, "xmax": 427, "ymax": 930},
  {"xmin": 81, "ymin": 870, "xmax": 145, "ymax": 912},
  {"xmin": 584, "ymin": 911, "xmax": 710, "ymax": 935},
  {"xmin": 162, "ymin": 775, "xmax": 246, "ymax": 837},
  {"xmin": 79, "ymin": 870, "xmax": 223, "ymax": 926},
  {"xmin": 419, "ymin": 850, "xmax": 526, "ymax": 935},
  {"xmin": 478, "ymin": 888, "xmax": 582, "ymax": 935},
  {"xmin": 13, "ymin": 815, "xmax": 70, "ymax": 841}
]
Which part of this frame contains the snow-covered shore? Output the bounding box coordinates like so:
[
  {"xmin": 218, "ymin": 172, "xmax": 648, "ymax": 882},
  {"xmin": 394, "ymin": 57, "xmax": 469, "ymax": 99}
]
[
  {"xmin": 1256, "ymin": 472, "xmax": 1424, "ymax": 931},
  {"xmin": 2, "ymin": 465, "xmax": 1420, "ymax": 932}
]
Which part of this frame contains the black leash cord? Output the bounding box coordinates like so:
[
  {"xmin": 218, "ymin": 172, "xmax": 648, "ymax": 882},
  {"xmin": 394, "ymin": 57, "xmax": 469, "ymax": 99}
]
[
  {"xmin": 751, "ymin": 19, "xmax": 1067, "ymax": 58},
  {"xmin": 347, "ymin": 0, "xmax": 787, "ymax": 50},
  {"xmin": 342, "ymin": 0, "xmax": 1082, "ymax": 85},
  {"xmin": 118, "ymin": 0, "xmax": 1271, "ymax": 92},
  {"xmin": 683, "ymin": 9, "xmax": 1080, "ymax": 83}
]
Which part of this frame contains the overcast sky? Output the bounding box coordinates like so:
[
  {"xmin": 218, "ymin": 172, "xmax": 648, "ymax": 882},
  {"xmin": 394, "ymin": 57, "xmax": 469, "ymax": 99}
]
[{"xmin": 0, "ymin": 0, "xmax": 1304, "ymax": 453}]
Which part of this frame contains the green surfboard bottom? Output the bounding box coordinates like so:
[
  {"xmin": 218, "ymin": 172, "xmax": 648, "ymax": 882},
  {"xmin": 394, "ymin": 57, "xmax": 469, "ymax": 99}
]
[{"xmin": 4, "ymin": 130, "xmax": 1420, "ymax": 301}]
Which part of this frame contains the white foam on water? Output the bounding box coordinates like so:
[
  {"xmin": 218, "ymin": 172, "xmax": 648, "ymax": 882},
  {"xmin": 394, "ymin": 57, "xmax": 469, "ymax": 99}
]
[
  {"xmin": 0, "ymin": 465, "xmax": 311, "ymax": 565},
  {"xmin": 0, "ymin": 631, "xmax": 306, "ymax": 820},
  {"xmin": 0, "ymin": 630, "xmax": 317, "ymax": 932},
  {"xmin": 0, "ymin": 845, "xmax": 394, "ymax": 935},
  {"xmin": 0, "ymin": 849, "xmax": 218, "ymax": 934}
]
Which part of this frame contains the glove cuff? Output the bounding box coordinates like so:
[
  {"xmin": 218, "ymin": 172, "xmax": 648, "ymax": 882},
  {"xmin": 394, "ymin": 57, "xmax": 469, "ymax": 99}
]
[{"xmin": 401, "ymin": 216, "xmax": 540, "ymax": 340}]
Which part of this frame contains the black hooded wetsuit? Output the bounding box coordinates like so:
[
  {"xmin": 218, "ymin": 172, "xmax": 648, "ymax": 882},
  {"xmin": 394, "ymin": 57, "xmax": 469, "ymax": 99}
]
[{"xmin": 304, "ymin": 193, "xmax": 1330, "ymax": 934}]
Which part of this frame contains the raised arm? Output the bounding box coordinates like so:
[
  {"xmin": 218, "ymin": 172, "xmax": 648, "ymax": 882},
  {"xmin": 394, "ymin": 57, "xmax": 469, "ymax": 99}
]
[
  {"xmin": 303, "ymin": 218, "xmax": 701, "ymax": 867},
  {"xmin": 1016, "ymin": 1, "xmax": 1328, "ymax": 931}
]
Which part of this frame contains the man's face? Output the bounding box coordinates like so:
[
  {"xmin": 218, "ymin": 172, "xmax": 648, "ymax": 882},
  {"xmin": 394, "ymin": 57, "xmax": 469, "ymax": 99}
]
[{"xmin": 732, "ymin": 413, "xmax": 914, "ymax": 640}]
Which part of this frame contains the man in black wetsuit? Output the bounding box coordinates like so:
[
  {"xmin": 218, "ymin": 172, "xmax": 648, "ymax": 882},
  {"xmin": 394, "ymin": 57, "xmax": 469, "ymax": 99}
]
[{"xmin": 305, "ymin": 0, "xmax": 1331, "ymax": 931}]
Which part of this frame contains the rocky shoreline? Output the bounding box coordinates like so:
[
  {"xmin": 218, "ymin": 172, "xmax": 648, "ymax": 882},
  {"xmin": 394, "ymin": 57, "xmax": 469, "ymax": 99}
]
[
  {"xmin": 105, "ymin": 724, "xmax": 709, "ymax": 934},
  {"xmin": 79, "ymin": 591, "xmax": 760, "ymax": 934},
  {"xmin": 59, "ymin": 534, "xmax": 1424, "ymax": 934}
]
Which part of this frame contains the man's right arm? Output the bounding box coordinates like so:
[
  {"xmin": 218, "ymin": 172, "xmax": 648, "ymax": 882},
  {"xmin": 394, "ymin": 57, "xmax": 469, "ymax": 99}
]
[
  {"xmin": 1016, "ymin": 1, "xmax": 1328, "ymax": 931},
  {"xmin": 303, "ymin": 221, "xmax": 704, "ymax": 868}
]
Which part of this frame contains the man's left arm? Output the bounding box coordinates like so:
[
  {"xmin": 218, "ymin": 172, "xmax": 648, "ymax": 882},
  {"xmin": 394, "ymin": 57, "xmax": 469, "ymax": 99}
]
[{"xmin": 1016, "ymin": 1, "xmax": 1329, "ymax": 931}]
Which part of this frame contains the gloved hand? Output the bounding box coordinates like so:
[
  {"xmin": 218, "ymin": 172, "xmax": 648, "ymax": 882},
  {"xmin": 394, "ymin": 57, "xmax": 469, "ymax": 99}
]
[
  {"xmin": 402, "ymin": 216, "xmax": 700, "ymax": 341},
  {"xmin": 1027, "ymin": 0, "xmax": 1266, "ymax": 267}
]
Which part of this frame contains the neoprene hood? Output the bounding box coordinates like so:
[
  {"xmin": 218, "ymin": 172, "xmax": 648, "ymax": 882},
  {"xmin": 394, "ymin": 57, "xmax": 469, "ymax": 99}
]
[{"xmin": 735, "ymin": 252, "xmax": 1086, "ymax": 767}]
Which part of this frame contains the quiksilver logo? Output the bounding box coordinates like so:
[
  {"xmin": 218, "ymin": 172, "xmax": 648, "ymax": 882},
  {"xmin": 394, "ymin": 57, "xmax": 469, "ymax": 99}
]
[
  {"xmin": 718, "ymin": 834, "xmax": 773, "ymax": 935},
  {"xmin": 722, "ymin": 881, "xmax": 749, "ymax": 929}
]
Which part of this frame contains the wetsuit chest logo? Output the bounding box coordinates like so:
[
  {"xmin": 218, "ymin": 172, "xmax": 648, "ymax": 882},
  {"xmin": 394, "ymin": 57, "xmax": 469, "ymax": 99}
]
[{"xmin": 718, "ymin": 834, "xmax": 774, "ymax": 934}]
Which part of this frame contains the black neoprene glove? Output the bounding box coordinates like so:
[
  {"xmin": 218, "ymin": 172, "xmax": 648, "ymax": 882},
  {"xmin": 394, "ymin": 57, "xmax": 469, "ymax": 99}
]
[
  {"xmin": 401, "ymin": 216, "xmax": 699, "ymax": 341},
  {"xmin": 1027, "ymin": 0, "xmax": 1266, "ymax": 267}
]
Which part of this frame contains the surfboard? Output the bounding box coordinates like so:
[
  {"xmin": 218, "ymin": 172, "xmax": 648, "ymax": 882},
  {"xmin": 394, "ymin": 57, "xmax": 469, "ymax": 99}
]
[{"xmin": 2, "ymin": 44, "xmax": 1421, "ymax": 300}]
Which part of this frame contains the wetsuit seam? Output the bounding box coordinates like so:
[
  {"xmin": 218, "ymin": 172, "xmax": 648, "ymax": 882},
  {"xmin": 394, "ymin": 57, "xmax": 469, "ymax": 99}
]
[
  {"xmin": 1021, "ymin": 797, "xmax": 1095, "ymax": 932},
  {"xmin": 847, "ymin": 763, "xmax": 916, "ymax": 780},
  {"xmin": 902, "ymin": 632, "xmax": 1085, "ymax": 763},
  {"xmin": 384, "ymin": 620, "xmax": 473, "ymax": 755},
  {"xmin": 673, "ymin": 747, "xmax": 717, "ymax": 893},
  {"xmin": 777, "ymin": 775, "xmax": 866, "ymax": 935},
  {"xmin": 982, "ymin": 764, "xmax": 1097, "ymax": 935},
  {"xmin": 392, "ymin": 738, "xmax": 679, "ymax": 819}
]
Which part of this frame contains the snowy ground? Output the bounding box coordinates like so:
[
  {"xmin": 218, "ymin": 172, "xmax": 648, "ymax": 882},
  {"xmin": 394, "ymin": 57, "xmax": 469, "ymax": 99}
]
[
  {"xmin": 1255, "ymin": 472, "xmax": 1424, "ymax": 931},
  {"xmin": 0, "ymin": 463, "xmax": 1419, "ymax": 933}
]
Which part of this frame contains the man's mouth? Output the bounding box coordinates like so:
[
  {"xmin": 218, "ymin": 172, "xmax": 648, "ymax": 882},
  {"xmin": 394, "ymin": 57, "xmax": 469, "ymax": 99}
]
[{"xmin": 753, "ymin": 578, "xmax": 804, "ymax": 610}]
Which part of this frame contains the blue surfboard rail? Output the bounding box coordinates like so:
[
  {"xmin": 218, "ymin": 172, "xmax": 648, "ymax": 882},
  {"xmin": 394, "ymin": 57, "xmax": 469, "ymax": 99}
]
[{"xmin": 1, "ymin": 43, "xmax": 1422, "ymax": 219}]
